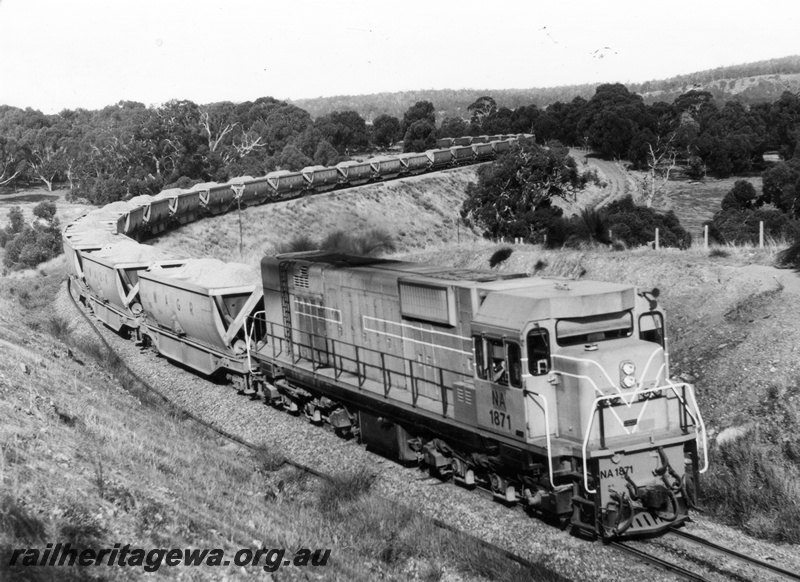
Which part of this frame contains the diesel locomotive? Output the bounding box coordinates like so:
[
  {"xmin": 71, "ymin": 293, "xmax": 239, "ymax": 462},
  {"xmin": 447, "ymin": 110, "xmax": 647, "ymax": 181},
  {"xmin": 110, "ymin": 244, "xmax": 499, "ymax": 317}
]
[{"xmin": 63, "ymin": 136, "xmax": 707, "ymax": 539}]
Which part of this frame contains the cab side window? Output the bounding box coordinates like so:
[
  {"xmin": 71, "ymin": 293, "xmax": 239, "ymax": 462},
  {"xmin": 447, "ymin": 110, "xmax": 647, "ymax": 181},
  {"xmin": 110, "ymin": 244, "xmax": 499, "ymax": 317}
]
[
  {"xmin": 639, "ymin": 313, "xmax": 665, "ymax": 347},
  {"xmin": 488, "ymin": 338, "xmax": 507, "ymax": 385},
  {"xmin": 473, "ymin": 335, "xmax": 487, "ymax": 380},
  {"xmin": 527, "ymin": 329, "xmax": 550, "ymax": 376},
  {"xmin": 507, "ymin": 341, "xmax": 521, "ymax": 388}
]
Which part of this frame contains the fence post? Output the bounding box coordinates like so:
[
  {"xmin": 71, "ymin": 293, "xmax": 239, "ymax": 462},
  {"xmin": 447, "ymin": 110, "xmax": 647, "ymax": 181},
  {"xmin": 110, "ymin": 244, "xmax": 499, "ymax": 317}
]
[
  {"xmin": 655, "ymin": 228, "xmax": 660, "ymax": 250},
  {"xmin": 759, "ymin": 221, "xmax": 764, "ymax": 248},
  {"xmin": 704, "ymin": 225, "xmax": 708, "ymax": 250}
]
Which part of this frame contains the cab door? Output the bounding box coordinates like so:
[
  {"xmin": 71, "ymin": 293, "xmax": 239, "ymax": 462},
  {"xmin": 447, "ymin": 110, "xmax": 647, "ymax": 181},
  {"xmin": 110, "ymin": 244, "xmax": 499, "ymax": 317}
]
[
  {"xmin": 522, "ymin": 325, "xmax": 558, "ymax": 442},
  {"xmin": 473, "ymin": 335, "xmax": 526, "ymax": 440}
]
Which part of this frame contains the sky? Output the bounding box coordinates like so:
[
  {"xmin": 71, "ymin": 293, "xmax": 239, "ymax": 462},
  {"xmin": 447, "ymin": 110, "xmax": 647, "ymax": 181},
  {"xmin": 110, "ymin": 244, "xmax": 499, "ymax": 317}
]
[{"xmin": 0, "ymin": 0, "xmax": 798, "ymax": 114}]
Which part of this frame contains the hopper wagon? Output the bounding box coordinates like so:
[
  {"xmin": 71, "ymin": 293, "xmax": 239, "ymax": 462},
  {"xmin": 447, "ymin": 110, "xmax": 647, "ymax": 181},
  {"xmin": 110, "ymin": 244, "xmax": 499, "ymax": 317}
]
[
  {"xmin": 138, "ymin": 259, "xmax": 264, "ymax": 381},
  {"xmin": 81, "ymin": 241, "xmax": 186, "ymax": 333}
]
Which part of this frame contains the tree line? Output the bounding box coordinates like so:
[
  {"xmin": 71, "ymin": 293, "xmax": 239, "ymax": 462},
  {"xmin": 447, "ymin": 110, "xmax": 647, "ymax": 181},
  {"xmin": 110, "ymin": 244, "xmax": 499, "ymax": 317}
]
[
  {"xmin": 1, "ymin": 84, "xmax": 799, "ymax": 211},
  {"xmin": 294, "ymin": 56, "xmax": 800, "ymax": 121},
  {"xmin": 0, "ymin": 98, "xmax": 392, "ymax": 204}
]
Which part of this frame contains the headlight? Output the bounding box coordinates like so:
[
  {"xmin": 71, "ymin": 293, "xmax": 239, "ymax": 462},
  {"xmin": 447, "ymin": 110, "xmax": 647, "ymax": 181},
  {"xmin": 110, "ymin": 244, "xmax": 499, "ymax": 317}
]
[
  {"xmin": 622, "ymin": 362, "xmax": 635, "ymax": 375},
  {"xmin": 622, "ymin": 375, "xmax": 636, "ymax": 388}
]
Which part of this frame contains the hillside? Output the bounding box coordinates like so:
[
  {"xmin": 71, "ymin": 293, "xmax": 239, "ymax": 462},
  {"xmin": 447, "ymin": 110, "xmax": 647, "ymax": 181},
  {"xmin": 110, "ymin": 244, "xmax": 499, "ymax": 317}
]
[
  {"xmin": 149, "ymin": 167, "xmax": 484, "ymax": 267},
  {"xmin": 291, "ymin": 55, "xmax": 800, "ymax": 120}
]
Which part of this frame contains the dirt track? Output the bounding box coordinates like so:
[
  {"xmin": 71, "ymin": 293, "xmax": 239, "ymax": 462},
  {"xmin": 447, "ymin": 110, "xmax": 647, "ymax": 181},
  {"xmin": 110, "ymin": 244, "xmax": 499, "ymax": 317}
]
[{"xmin": 563, "ymin": 149, "xmax": 639, "ymax": 213}]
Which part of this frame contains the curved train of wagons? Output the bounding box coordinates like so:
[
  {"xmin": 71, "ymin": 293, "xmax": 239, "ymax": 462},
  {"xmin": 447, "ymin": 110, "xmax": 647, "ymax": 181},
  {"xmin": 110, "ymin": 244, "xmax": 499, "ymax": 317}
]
[{"xmin": 63, "ymin": 133, "xmax": 708, "ymax": 539}]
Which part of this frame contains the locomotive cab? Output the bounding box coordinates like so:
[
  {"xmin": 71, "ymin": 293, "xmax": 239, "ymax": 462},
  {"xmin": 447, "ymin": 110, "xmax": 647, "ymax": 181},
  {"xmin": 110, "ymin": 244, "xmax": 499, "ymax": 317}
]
[{"xmin": 469, "ymin": 280, "xmax": 706, "ymax": 538}]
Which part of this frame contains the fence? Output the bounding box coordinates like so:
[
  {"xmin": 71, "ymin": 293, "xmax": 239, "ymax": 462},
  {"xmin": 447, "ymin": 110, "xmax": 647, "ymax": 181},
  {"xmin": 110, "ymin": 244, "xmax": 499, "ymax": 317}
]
[{"xmin": 510, "ymin": 221, "xmax": 771, "ymax": 249}]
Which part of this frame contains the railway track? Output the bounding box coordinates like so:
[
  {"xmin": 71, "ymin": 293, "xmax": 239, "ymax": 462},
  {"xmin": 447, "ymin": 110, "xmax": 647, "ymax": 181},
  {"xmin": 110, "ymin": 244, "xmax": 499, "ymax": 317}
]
[
  {"xmin": 65, "ymin": 277, "xmax": 555, "ymax": 580},
  {"xmin": 669, "ymin": 529, "xmax": 800, "ymax": 581},
  {"xmin": 610, "ymin": 541, "xmax": 710, "ymax": 581}
]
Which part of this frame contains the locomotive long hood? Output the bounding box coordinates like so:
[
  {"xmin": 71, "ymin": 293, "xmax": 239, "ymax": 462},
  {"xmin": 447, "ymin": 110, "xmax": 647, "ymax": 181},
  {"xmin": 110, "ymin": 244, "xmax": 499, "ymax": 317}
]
[{"xmin": 473, "ymin": 280, "xmax": 635, "ymax": 331}]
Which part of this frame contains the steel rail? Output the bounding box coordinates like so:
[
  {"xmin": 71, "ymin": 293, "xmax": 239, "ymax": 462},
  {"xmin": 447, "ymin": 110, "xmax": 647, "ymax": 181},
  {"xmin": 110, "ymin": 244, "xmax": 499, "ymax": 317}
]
[
  {"xmin": 670, "ymin": 529, "xmax": 800, "ymax": 581},
  {"xmin": 610, "ymin": 541, "xmax": 709, "ymax": 582},
  {"xmin": 65, "ymin": 277, "xmax": 555, "ymax": 580}
]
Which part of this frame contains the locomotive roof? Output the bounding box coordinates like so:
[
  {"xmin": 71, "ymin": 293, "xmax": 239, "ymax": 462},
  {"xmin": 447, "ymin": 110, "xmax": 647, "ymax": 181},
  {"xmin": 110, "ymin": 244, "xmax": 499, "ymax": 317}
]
[
  {"xmin": 472, "ymin": 279, "xmax": 637, "ymax": 330},
  {"xmin": 269, "ymin": 252, "xmax": 637, "ymax": 325},
  {"xmin": 272, "ymin": 251, "xmax": 528, "ymax": 282}
]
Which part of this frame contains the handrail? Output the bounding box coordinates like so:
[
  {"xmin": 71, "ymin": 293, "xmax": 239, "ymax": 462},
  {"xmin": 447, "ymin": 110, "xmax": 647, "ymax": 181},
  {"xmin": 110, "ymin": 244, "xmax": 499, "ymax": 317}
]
[
  {"xmin": 244, "ymin": 310, "xmax": 265, "ymax": 373},
  {"xmin": 580, "ymin": 382, "xmax": 708, "ymax": 494},
  {"xmin": 524, "ymin": 390, "xmax": 555, "ymax": 489},
  {"xmin": 246, "ymin": 312, "xmax": 470, "ymax": 411}
]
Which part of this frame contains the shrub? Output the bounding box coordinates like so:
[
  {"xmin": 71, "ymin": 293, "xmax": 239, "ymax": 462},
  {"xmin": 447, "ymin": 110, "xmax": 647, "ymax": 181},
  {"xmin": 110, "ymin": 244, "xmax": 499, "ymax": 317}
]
[
  {"xmin": 275, "ymin": 234, "xmax": 318, "ymax": 254},
  {"xmin": 703, "ymin": 433, "xmax": 800, "ymax": 542},
  {"xmin": 489, "ymin": 247, "xmax": 513, "ymax": 268},
  {"xmin": 604, "ymin": 195, "xmax": 691, "ymax": 248},
  {"xmin": 706, "ymin": 208, "xmax": 800, "ymax": 245},
  {"xmin": 777, "ymin": 238, "xmax": 800, "ymax": 269},
  {"xmin": 2, "ymin": 202, "xmax": 63, "ymax": 270},
  {"xmin": 720, "ymin": 179, "xmax": 759, "ymax": 211},
  {"xmin": 0, "ymin": 495, "xmax": 46, "ymax": 542},
  {"xmin": 318, "ymin": 466, "xmax": 376, "ymax": 511}
]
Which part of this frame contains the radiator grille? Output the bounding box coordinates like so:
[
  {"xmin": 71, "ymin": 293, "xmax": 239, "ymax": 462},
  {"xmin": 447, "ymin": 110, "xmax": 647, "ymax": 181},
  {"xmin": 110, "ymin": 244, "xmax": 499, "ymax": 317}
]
[
  {"xmin": 399, "ymin": 282, "xmax": 450, "ymax": 325},
  {"xmin": 293, "ymin": 265, "xmax": 309, "ymax": 289}
]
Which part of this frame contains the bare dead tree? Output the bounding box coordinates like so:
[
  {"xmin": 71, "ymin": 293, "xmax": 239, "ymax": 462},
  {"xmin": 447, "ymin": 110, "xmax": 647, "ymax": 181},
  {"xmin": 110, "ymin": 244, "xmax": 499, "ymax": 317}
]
[
  {"xmin": 199, "ymin": 110, "xmax": 237, "ymax": 153},
  {"xmin": 640, "ymin": 134, "xmax": 678, "ymax": 207},
  {"xmin": 233, "ymin": 130, "xmax": 266, "ymax": 158}
]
